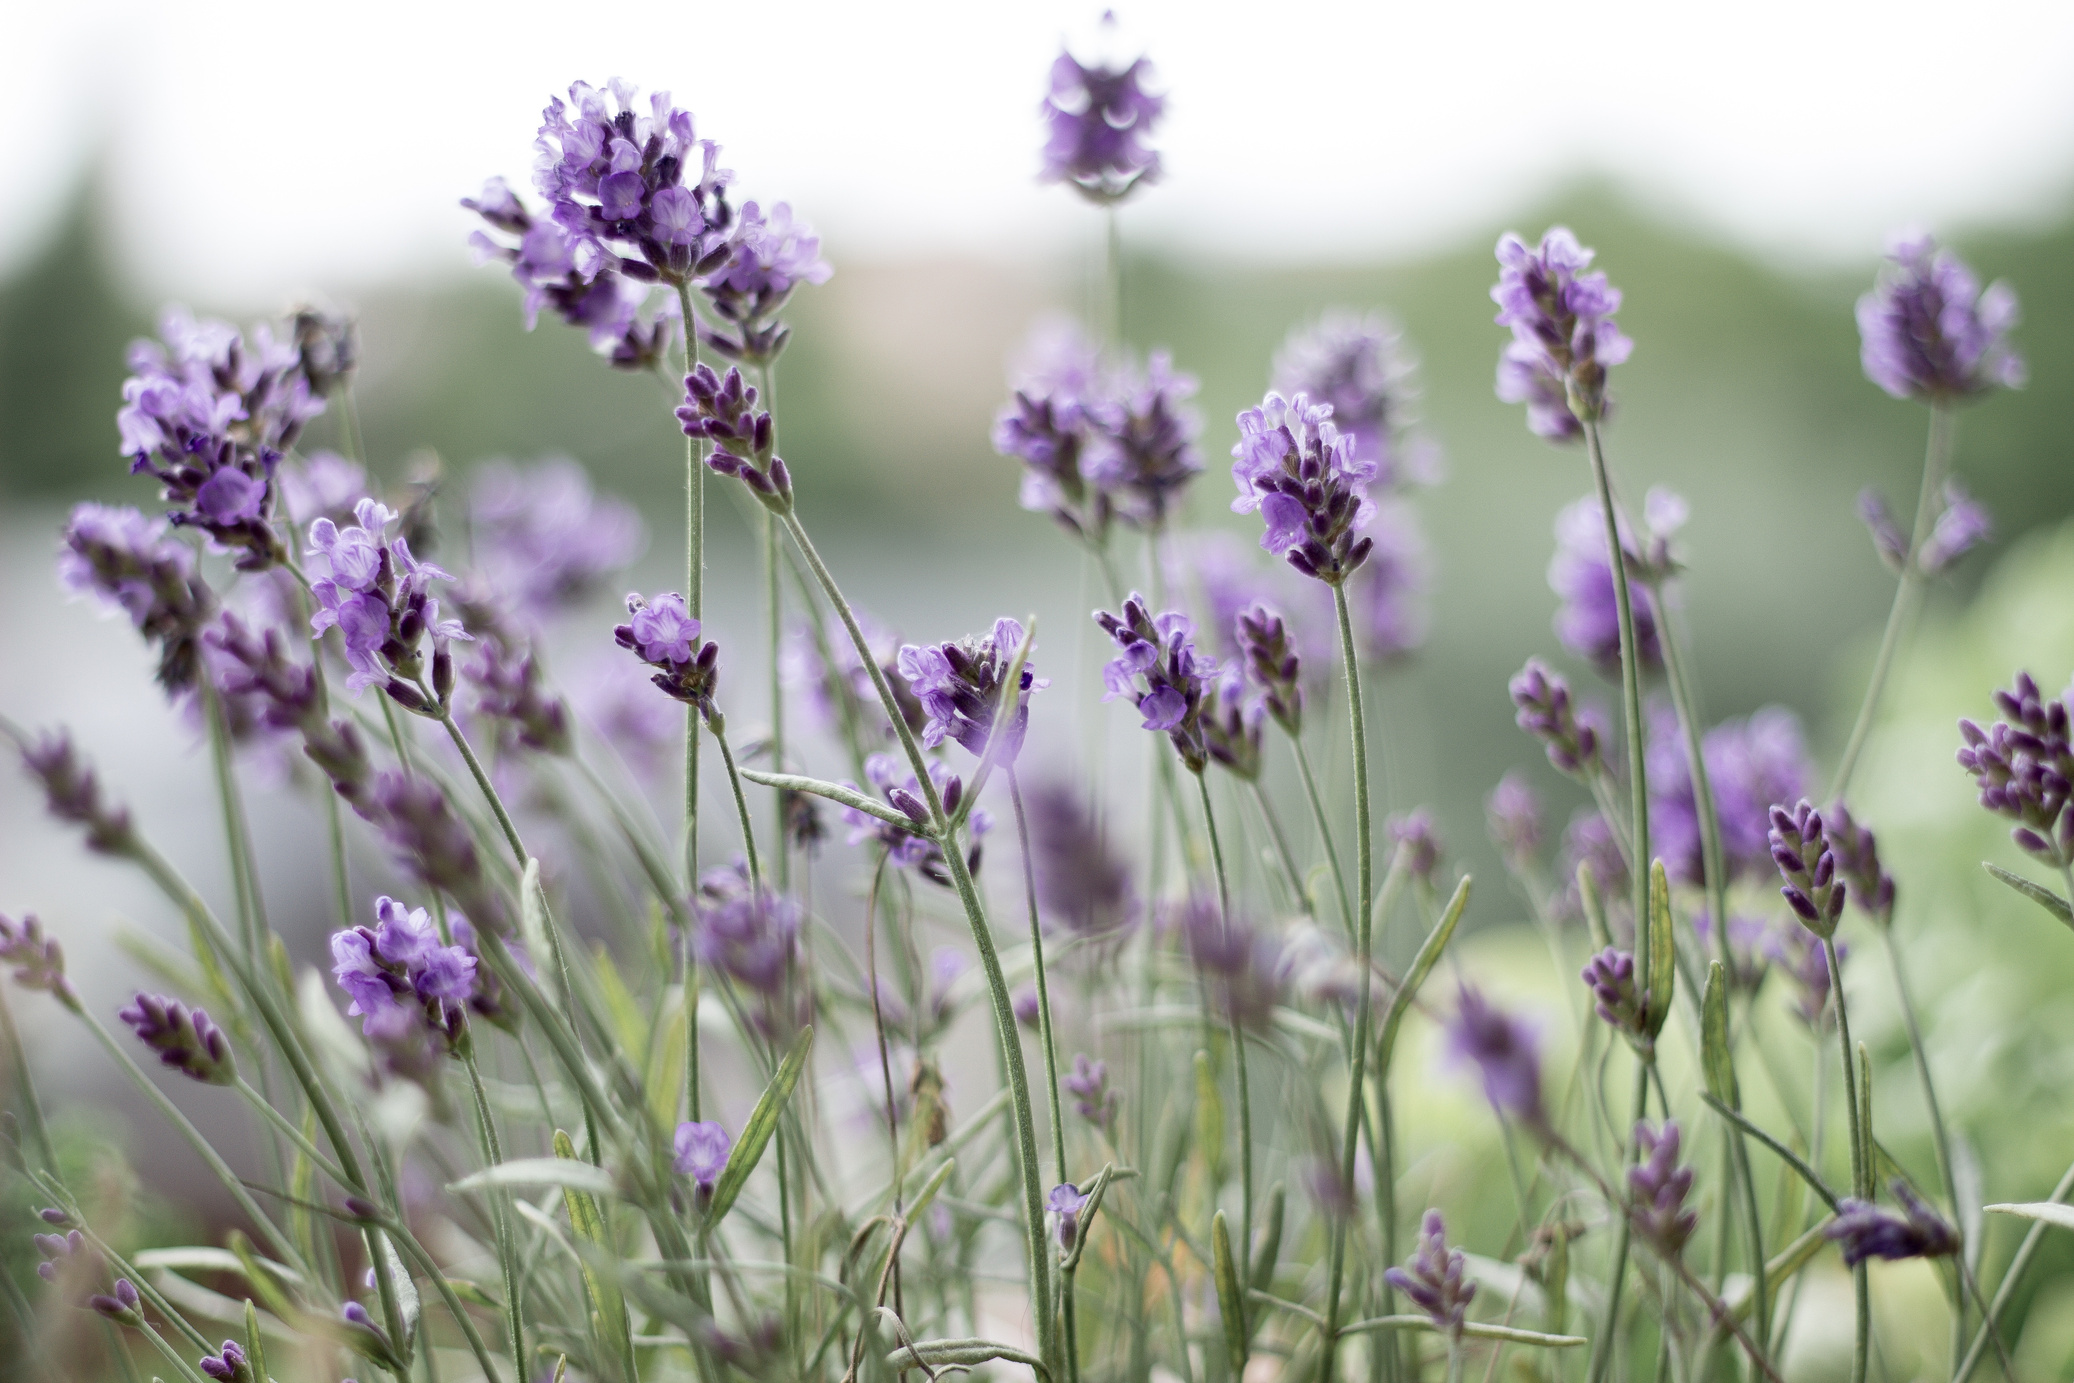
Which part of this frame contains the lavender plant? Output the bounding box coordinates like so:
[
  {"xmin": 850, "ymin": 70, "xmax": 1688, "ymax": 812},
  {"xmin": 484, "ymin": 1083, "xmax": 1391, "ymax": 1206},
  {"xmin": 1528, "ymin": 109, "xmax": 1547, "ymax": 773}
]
[{"xmin": 2, "ymin": 35, "xmax": 2062, "ymax": 1383}]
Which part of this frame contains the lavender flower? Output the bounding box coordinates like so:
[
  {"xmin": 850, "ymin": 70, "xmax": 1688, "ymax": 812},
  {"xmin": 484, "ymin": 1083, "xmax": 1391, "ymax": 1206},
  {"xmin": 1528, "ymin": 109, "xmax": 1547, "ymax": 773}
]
[
  {"xmin": 208, "ymin": 612, "xmax": 374, "ymax": 810},
  {"xmin": 1827, "ymin": 1180, "xmax": 1960, "ymax": 1266},
  {"xmin": 1766, "ymin": 922, "xmax": 1842, "ymax": 1027},
  {"xmin": 1230, "ymin": 392, "xmax": 1378, "ymax": 585},
  {"xmin": 1580, "ymin": 947, "xmax": 1644, "ymax": 1037},
  {"xmin": 89, "ymin": 1277, "xmax": 141, "ymax": 1324},
  {"xmin": 1856, "ymin": 231, "xmax": 2024, "ymax": 402},
  {"xmin": 1649, "ymin": 705, "xmax": 1812, "ymax": 885},
  {"xmin": 1387, "ymin": 808, "xmax": 1444, "ymax": 886},
  {"xmin": 468, "ymin": 460, "xmax": 644, "ymax": 618},
  {"xmin": 119, "ymin": 308, "xmax": 323, "ymax": 569},
  {"xmin": 290, "ymin": 307, "xmax": 358, "ymax": 397},
  {"xmin": 1549, "ymin": 497, "xmax": 1661, "ymax": 678},
  {"xmin": 1692, "ymin": 908, "xmax": 1772, "ymax": 989},
  {"xmin": 60, "ymin": 504, "xmax": 215, "ymax": 695},
  {"xmin": 330, "ymin": 897, "xmax": 479, "ymax": 1056},
  {"xmin": 572, "ymin": 654, "xmax": 681, "ymax": 776},
  {"xmin": 1957, "ymin": 671, "xmax": 2074, "ymax": 862},
  {"xmin": 841, "ymin": 754, "xmax": 988, "ymax": 888},
  {"xmin": 1095, "ymin": 594, "xmax": 1219, "ymax": 772},
  {"xmin": 677, "ymin": 363, "xmax": 793, "ymax": 512},
  {"xmin": 898, "ymin": 618, "xmax": 1045, "ymax": 762},
  {"xmin": 697, "ymin": 200, "xmax": 833, "ymax": 364},
  {"xmin": 1014, "ymin": 986, "xmax": 1043, "ymax": 1028},
  {"xmin": 118, "ymin": 992, "xmax": 235, "ymax": 1085},
  {"xmin": 1082, "ymin": 351, "xmax": 1202, "ymax": 528},
  {"xmin": 1272, "ymin": 310, "xmax": 1436, "ymax": 486},
  {"xmin": 1065, "ymin": 1053, "xmax": 1118, "ymax": 1128},
  {"xmin": 1860, "ymin": 480, "xmax": 1993, "ymax": 577},
  {"xmin": 1175, "ymin": 896, "xmax": 1285, "ymax": 1031},
  {"xmin": 463, "ymin": 619, "xmax": 571, "ymax": 756},
  {"xmin": 1560, "ymin": 809, "xmax": 1629, "ymax": 926},
  {"xmin": 1769, "ymin": 799, "xmax": 1846, "ymax": 936},
  {"xmin": 1509, "ymin": 659, "xmax": 1602, "ymax": 776},
  {"xmin": 20, "ymin": 731, "xmax": 135, "ymax": 857},
  {"xmin": 1235, "ymin": 602, "xmax": 1303, "ymax": 734},
  {"xmin": 0, "ymin": 913, "xmax": 77, "ymax": 1006},
  {"xmin": 1384, "ymin": 1210, "xmax": 1476, "ymax": 1334},
  {"xmin": 1824, "ymin": 801, "xmax": 1896, "ymax": 924},
  {"xmin": 33, "ymin": 1225, "xmax": 85, "ymax": 1281},
  {"xmin": 281, "ymin": 450, "xmax": 369, "ymax": 527},
  {"xmin": 1048, "ymin": 1182, "xmax": 1092, "ymax": 1252},
  {"xmin": 1491, "ymin": 227, "xmax": 1632, "ymax": 438},
  {"xmin": 1630, "ymin": 1121, "xmax": 1698, "ymax": 1257},
  {"xmin": 1022, "ymin": 779, "xmax": 1136, "ymax": 940},
  {"xmin": 1446, "ymin": 986, "xmax": 1543, "ymax": 1128},
  {"xmin": 615, "ymin": 592, "xmax": 721, "ymax": 719},
  {"xmin": 199, "ymin": 1340, "xmax": 253, "ymax": 1382},
  {"xmin": 1039, "ymin": 39, "xmax": 1164, "ymax": 203},
  {"xmin": 695, "ymin": 859, "xmax": 802, "ymax": 1002},
  {"xmin": 1199, "ymin": 669, "xmax": 1265, "ymax": 781},
  {"xmin": 994, "ymin": 319, "xmax": 1108, "ymax": 540},
  {"xmin": 308, "ymin": 498, "xmax": 469, "ymax": 699},
  {"xmin": 675, "ymin": 1120, "xmax": 733, "ymax": 1207},
  {"xmin": 1485, "ymin": 772, "xmax": 1543, "ymax": 870}
]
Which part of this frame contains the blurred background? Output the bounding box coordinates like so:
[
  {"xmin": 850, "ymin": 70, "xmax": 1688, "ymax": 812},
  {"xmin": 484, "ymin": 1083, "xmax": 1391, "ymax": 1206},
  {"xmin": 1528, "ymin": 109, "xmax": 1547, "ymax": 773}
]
[{"xmin": 4, "ymin": 0, "xmax": 2074, "ymax": 1374}]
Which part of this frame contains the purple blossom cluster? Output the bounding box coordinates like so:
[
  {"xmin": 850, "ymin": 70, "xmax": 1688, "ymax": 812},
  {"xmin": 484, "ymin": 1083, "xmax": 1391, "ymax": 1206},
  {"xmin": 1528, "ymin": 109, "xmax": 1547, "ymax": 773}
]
[
  {"xmin": 1384, "ymin": 1210, "xmax": 1476, "ymax": 1334},
  {"xmin": 1491, "ymin": 227, "xmax": 1632, "ymax": 440},
  {"xmin": 1548, "ymin": 496, "xmax": 1662, "ymax": 678},
  {"xmin": 697, "ymin": 200, "xmax": 832, "ymax": 364},
  {"xmin": 0, "ymin": 913, "xmax": 75, "ymax": 1005},
  {"xmin": 992, "ymin": 323, "xmax": 1203, "ymax": 540},
  {"xmin": 615, "ymin": 592, "xmax": 721, "ymax": 720},
  {"xmin": 1198, "ymin": 668, "xmax": 1265, "ymax": 780},
  {"xmin": 1272, "ymin": 310, "xmax": 1436, "ymax": 488},
  {"xmin": 1509, "ymin": 659, "xmax": 1604, "ymax": 776},
  {"xmin": 468, "ymin": 460, "xmax": 645, "ymax": 619},
  {"xmin": 331, "ymin": 897, "xmax": 481, "ymax": 1060},
  {"xmin": 1957, "ymin": 671, "xmax": 2074, "ymax": 863},
  {"xmin": 1859, "ymin": 480, "xmax": 1992, "ymax": 577},
  {"xmin": 679, "ymin": 363, "xmax": 793, "ymax": 512},
  {"xmin": 119, "ymin": 992, "xmax": 235, "ymax": 1085},
  {"xmin": 695, "ymin": 861, "xmax": 806, "ymax": 1033},
  {"xmin": 207, "ymin": 611, "xmax": 375, "ymax": 810},
  {"xmin": 842, "ymin": 754, "xmax": 990, "ymax": 888},
  {"xmin": 308, "ymin": 498, "xmax": 469, "ymax": 699},
  {"xmin": 1173, "ymin": 896, "xmax": 1286, "ymax": 1031},
  {"xmin": 59, "ymin": 504, "xmax": 213, "ymax": 695},
  {"xmin": 1095, "ymin": 595, "xmax": 1218, "ymax": 772},
  {"xmin": 1856, "ymin": 232, "xmax": 2024, "ymax": 403},
  {"xmin": 1485, "ymin": 772, "xmax": 1543, "ymax": 870},
  {"xmin": 1649, "ymin": 704, "xmax": 1812, "ymax": 886},
  {"xmin": 1235, "ymin": 603, "xmax": 1304, "ymax": 734},
  {"xmin": 1629, "ymin": 1121, "xmax": 1698, "ymax": 1256},
  {"xmin": 1039, "ymin": 43, "xmax": 1164, "ymax": 203},
  {"xmin": 898, "ymin": 618, "xmax": 1044, "ymax": 762},
  {"xmin": 1827, "ymin": 1180, "xmax": 1960, "ymax": 1266},
  {"xmin": 1446, "ymin": 986, "xmax": 1543, "ymax": 1128},
  {"xmin": 1064, "ymin": 1053, "xmax": 1118, "ymax": 1128},
  {"xmin": 1021, "ymin": 779, "xmax": 1136, "ymax": 941},
  {"xmin": 1581, "ymin": 946, "xmax": 1644, "ymax": 1037},
  {"xmin": 1230, "ymin": 392, "xmax": 1378, "ymax": 586},
  {"xmin": 117, "ymin": 308, "xmax": 326, "ymax": 568},
  {"xmin": 675, "ymin": 1120, "xmax": 732, "ymax": 1207},
  {"xmin": 1768, "ymin": 799, "xmax": 1846, "ymax": 937}
]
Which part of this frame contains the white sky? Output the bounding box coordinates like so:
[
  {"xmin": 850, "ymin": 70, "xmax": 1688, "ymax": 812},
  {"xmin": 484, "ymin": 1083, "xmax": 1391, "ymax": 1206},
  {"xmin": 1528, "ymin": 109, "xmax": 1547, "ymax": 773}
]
[{"xmin": 7, "ymin": 0, "xmax": 2074, "ymax": 306}]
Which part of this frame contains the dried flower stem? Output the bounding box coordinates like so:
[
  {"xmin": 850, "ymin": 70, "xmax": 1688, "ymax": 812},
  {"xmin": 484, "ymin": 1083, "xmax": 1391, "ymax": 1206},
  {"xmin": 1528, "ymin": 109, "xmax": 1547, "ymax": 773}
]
[{"xmin": 1831, "ymin": 403, "xmax": 1954, "ymax": 799}]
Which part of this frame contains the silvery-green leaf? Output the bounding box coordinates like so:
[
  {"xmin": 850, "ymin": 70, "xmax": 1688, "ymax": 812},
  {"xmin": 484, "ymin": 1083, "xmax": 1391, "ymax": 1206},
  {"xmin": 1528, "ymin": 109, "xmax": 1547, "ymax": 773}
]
[
  {"xmin": 450, "ymin": 1158, "xmax": 616, "ymax": 1197},
  {"xmin": 1986, "ymin": 1201, "xmax": 2074, "ymax": 1232}
]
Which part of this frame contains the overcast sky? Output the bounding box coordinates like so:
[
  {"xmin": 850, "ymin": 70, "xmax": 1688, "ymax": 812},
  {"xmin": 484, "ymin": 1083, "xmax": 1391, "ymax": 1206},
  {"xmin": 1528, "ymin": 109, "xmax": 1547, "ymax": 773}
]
[{"xmin": 8, "ymin": 0, "xmax": 2074, "ymax": 306}]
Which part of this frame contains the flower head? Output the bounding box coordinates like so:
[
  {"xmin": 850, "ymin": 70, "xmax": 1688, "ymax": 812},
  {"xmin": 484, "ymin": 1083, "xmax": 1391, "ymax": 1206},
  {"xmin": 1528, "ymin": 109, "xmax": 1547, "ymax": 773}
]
[
  {"xmin": 1549, "ymin": 497, "xmax": 1660, "ymax": 678},
  {"xmin": 1231, "ymin": 392, "xmax": 1378, "ymax": 585},
  {"xmin": 898, "ymin": 618, "xmax": 1045, "ymax": 762},
  {"xmin": 469, "ymin": 460, "xmax": 644, "ymax": 618},
  {"xmin": 1827, "ymin": 1180, "xmax": 1959, "ymax": 1266},
  {"xmin": 1581, "ymin": 948, "xmax": 1644, "ymax": 1037},
  {"xmin": 674, "ymin": 1120, "xmax": 733, "ymax": 1204},
  {"xmin": 1048, "ymin": 1181, "xmax": 1092, "ymax": 1251},
  {"xmin": 1174, "ymin": 896, "xmax": 1286, "ymax": 1031},
  {"xmin": 1272, "ymin": 310, "xmax": 1436, "ymax": 487},
  {"xmin": 1630, "ymin": 1121, "xmax": 1698, "ymax": 1256},
  {"xmin": 1824, "ymin": 801, "xmax": 1896, "ymax": 924},
  {"xmin": 697, "ymin": 201, "xmax": 833, "ymax": 364},
  {"xmin": 329, "ymin": 897, "xmax": 478, "ymax": 1056},
  {"xmin": 1485, "ymin": 772, "xmax": 1543, "ymax": 870},
  {"xmin": 1384, "ymin": 1211, "xmax": 1476, "ymax": 1334},
  {"xmin": 308, "ymin": 498, "xmax": 469, "ymax": 699},
  {"xmin": 1861, "ymin": 479, "xmax": 1992, "ymax": 578},
  {"xmin": 1509, "ymin": 659, "xmax": 1603, "ymax": 777},
  {"xmin": 1082, "ymin": 351, "xmax": 1202, "ymax": 528},
  {"xmin": 371, "ymin": 771, "xmax": 509, "ymax": 933},
  {"xmin": 1768, "ymin": 799, "xmax": 1845, "ymax": 937},
  {"xmin": 20, "ymin": 731, "xmax": 135, "ymax": 858},
  {"xmin": 841, "ymin": 755, "xmax": 989, "ymax": 888},
  {"xmin": 1957, "ymin": 671, "xmax": 2074, "ymax": 862},
  {"xmin": 1649, "ymin": 705, "xmax": 1812, "ymax": 886},
  {"xmin": 1856, "ymin": 231, "xmax": 2023, "ymax": 402},
  {"xmin": 1021, "ymin": 779, "xmax": 1137, "ymax": 941},
  {"xmin": 1491, "ymin": 227, "xmax": 1631, "ymax": 437},
  {"xmin": 695, "ymin": 860, "xmax": 804, "ymax": 1019},
  {"xmin": 1765, "ymin": 921, "xmax": 1844, "ymax": 1027},
  {"xmin": 1351, "ymin": 500, "xmax": 1430, "ymax": 660},
  {"xmin": 677, "ymin": 364, "xmax": 793, "ymax": 512},
  {"xmin": 60, "ymin": 504, "xmax": 215, "ymax": 695},
  {"xmin": 1387, "ymin": 808, "xmax": 1445, "ymax": 886},
  {"xmin": 1234, "ymin": 602, "xmax": 1304, "ymax": 734},
  {"xmin": 1065, "ymin": 1053, "xmax": 1118, "ymax": 1128},
  {"xmin": 1039, "ymin": 37, "xmax": 1164, "ymax": 203},
  {"xmin": 199, "ymin": 1340, "xmax": 253, "ymax": 1383},
  {"xmin": 119, "ymin": 992, "xmax": 235, "ymax": 1084},
  {"xmin": 0, "ymin": 913, "xmax": 76, "ymax": 1005},
  {"xmin": 1095, "ymin": 595, "xmax": 1219, "ymax": 772},
  {"xmin": 1445, "ymin": 986, "xmax": 1543, "ymax": 1127},
  {"xmin": 615, "ymin": 592, "xmax": 722, "ymax": 718}
]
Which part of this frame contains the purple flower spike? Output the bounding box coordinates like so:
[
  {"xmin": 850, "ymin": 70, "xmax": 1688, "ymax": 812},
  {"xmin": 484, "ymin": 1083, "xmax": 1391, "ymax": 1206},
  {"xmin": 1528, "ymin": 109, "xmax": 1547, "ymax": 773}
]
[
  {"xmin": 0, "ymin": 913, "xmax": 77, "ymax": 1006},
  {"xmin": 1648, "ymin": 704, "xmax": 1813, "ymax": 887},
  {"xmin": 898, "ymin": 618, "xmax": 1047, "ymax": 763},
  {"xmin": 615, "ymin": 592, "xmax": 722, "ymax": 719},
  {"xmin": 89, "ymin": 1277, "xmax": 142, "ymax": 1324},
  {"xmin": 1824, "ymin": 801, "xmax": 1897, "ymax": 925},
  {"xmin": 1273, "ymin": 310, "xmax": 1440, "ymax": 489},
  {"xmin": 1856, "ymin": 231, "xmax": 2024, "ymax": 403},
  {"xmin": 1768, "ymin": 799, "xmax": 1846, "ymax": 937},
  {"xmin": 1039, "ymin": 31, "xmax": 1164, "ymax": 204},
  {"xmin": 1446, "ymin": 986, "xmax": 1544, "ymax": 1128},
  {"xmin": 1581, "ymin": 948, "xmax": 1644, "ymax": 1037},
  {"xmin": 1230, "ymin": 392, "xmax": 1378, "ymax": 586},
  {"xmin": 20, "ymin": 731, "xmax": 135, "ymax": 859},
  {"xmin": 1827, "ymin": 1180, "xmax": 1959, "ymax": 1266},
  {"xmin": 1549, "ymin": 497, "xmax": 1661, "ymax": 678},
  {"xmin": 695, "ymin": 860, "xmax": 806, "ymax": 1034},
  {"xmin": 1350, "ymin": 501, "xmax": 1431, "ymax": 661},
  {"xmin": 841, "ymin": 755, "xmax": 988, "ymax": 890},
  {"xmin": 1509, "ymin": 659, "xmax": 1602, "ymax": 776},
  {"xmin": 674, "ymin": 1120, "xmax": 733, "ymax": 1206},
  {"xmin": 60, "ymin": 504, "xmax": 216, "ymax": 696},
  {"xmin": 698, "ymin": 200, "xmax": 832, "ymax": 365},
  {"xmin": 1199, "ymin": 668, "xmax": 1266, "ymax": 781},
  {"xmin": 328, "ymin": 897, "xmax": 478, "ymax": 1065},
  {"xmin": 118, "ymin": 992, "xmax": 235, "ymax": 1085},
  {"xmin": 1065, "ymin": 1053, "xmax": 1119, "ymax": 1128},
  {"xmin": 1485, "ymin": 773, "xmax": 1543, "ymax": 870},
  {"xmin": 1387, "ymin": 808, "xmax": 1444, "ymax": 886},
  {"xmin": 1384, "ymin": 1210, "xmax": 1476, "ymax": 1334},
  {"xmin": 1236, "ymin": 603, "xmax": 1304, "ymax": 734},
  {"xmin": 370, "ymin": 772, "xmax": 509, "ymax": 935},
  {"xmin": 1095, "ymin": 594, "xmax": 1219, "ymax": 772},
  {"xmin": 1861, "ymin": 478, "xmax": 1993, "ymax": 578},
  {"xmin": 199, "ymin": 1340, "xmax": 253, "ymax": 1382},
  {"xmin": 33, "ymin": 1225, "xmax": 86, "ymax": 1281},
  {"xmin": 1048, "ymin": 1181, "xmax": 1092, "ymax": 1251},
  {"xmin": 1022, "ymin": 779, "xmax": 1137, "ymax": 941},
  {"xmin": 1490, "ymin": 227, "xmax": 1632, "ymax": 439},
  {"xmin": 677, "ymin": 364, "xmax": 793, "ymax": 513},
  {"xmin": 1176, "ymin": 897, "xmax": 1286, "ymax": 1032},
  {"xmin": 308, "ymin": 497, "xmax": 470, "ymax": 702},
  {"xmin": 1630, "ymin": 1121, "xmax": 1698, "ymax": 1257},
  {"xmin": 1957, "ymin": 671, "xmax": 2074, "ymax": 863}
]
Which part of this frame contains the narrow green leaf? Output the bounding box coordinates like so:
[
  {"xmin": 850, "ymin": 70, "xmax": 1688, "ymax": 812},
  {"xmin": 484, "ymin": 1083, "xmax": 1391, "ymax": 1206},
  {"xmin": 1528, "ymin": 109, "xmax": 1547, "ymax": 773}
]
[
  {"xmin": 1577, "ymin": 861, "xmax": 1611, "ymax": 952},
  {"xmin": 1701, "ymin": 961, "xmax": 1739, "ymax": 1105},
  {"xmin": 907, "ymin": 1157, "xmax": 958, "ymax": 1224},
  {"xmin": 1700, "ymin": 1093, "xmax": 1839, "ymax": 1211},
  {"xmin": 707, "ymin": 1025, "xmax": 815, "ymax": 1228},
  {"xmin": 519, "ymin": 859, "xmax": 559, "ymax": 1007},
  {"xmin": 1644, "ymin": 859, "xmax": 1676, "ymax": 1038},
  {"xmin": 1983, "ymin": 862, "xmax": 2074, "ymax": 927},
  {"xmin": 448, "ymin": 1158, "xmax": 616, "ymax": 1197},
  {"xmin": 1247, "ymin": 1182, "xmax": 1284, "ymax": 1297},
  {"xmin": 376, "ymin": 1232, "xmax": 419, "ymax": 1357},
  {"xmin": 1543, "ymin": 1223, "xmax": 1569, "ymax": 1338},
  {"xmin": 1986, "ymin": 1201, "xmax": 2074, "ymax": 1232},
  {"xmin": 1337, "ymin": 1315, "xmax": 1586, "ymax": 1347},
  {"xmin": 885, "ymin": 1338, "xmax": 1052, "ymax": 1383},
  {"xmin": 741, "ymin": 770, "xmax": 924, "ymax": 832},
  {"xmin": 1194, "ymin": 1049, "xmax": 1226, "ymax": 1184},
  {"xmin": 1212, "ymin": 1210, "xmax": 1248, "ymax": 1374},
  {"xmin": 243, "ymin": 1297, "xmax": 269, "ymax": 1383},
  {"xmin": 1378, "ymin": 875, "xmax": 1472, "ymax": 1072},
  {"xmin": 554, "ymin": 1128, "xmax": 633, "ymax": 1371},
  {"xmin": 223, "ymin": 1233, "xmax": 299, "ymax": 1326}
]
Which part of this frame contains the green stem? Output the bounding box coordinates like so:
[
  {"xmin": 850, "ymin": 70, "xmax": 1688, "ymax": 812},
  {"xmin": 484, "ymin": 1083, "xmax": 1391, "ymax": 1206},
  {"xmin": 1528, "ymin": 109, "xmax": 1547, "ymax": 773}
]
[
  {"xmin": 463, "ymin": 1053, "xmax": 525, "ymax": 1383},
  {"xmin": 761, "ymin": 360, "xmax": 790, "ymax": 893},
  {"xmin": 676, "ymin": 281, "xmax": 706, "ymax": 897},
  {"xmin": 1825, "ymin": 935, "xmax": 1869, "ymax": 1383},
  {"xmin": 1290, "ymin": 734, "xmax": 1355, "ymax": 936},
  {"xmin": 1878, "ymin": 924, "xmax": 1961, "ymax": 1368},
  {"xmin": 1590, "ymin": 1059, "xmax": 1651, "ymax": 1383},
  {"xmin": 708, "ymin": 720, "xmax": 764, "ymax": 892},
  {"xmin": 1009, "ymin": 770, "xmax": 1069, "ymax": 1186},
  {"xmin": 1831, "ymin": 403, "xmax": 1954, "ymax": 799},
  {"xmin": 1196, "ymin": 771, "xmax": 1252, "ymax": 1291},
  {"xmin": 1319, "ymin": 582, "xmax": 1377, "ymax": 1383}
]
